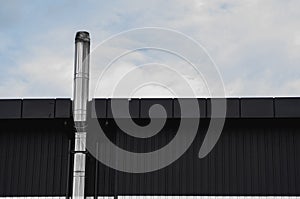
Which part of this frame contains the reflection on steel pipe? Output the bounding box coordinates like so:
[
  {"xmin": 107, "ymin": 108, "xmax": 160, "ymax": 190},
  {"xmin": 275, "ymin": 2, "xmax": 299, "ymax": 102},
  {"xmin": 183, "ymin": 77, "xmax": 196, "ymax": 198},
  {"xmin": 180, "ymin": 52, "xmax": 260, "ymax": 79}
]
[{"xmin": 72, "ymin": 31, "xmax": 90, "ymax": 199}]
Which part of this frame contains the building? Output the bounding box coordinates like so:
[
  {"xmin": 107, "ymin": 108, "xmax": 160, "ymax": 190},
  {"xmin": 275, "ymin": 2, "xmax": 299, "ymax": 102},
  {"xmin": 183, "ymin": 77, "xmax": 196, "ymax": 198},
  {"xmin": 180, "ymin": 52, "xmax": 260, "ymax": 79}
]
[
  {"xmin": 0, "ymin": 32, "xmax": 299, "ymax": 198},
  {"xmin": 0, "ymin": 98, "xmax": 300, "ymax": 197}
]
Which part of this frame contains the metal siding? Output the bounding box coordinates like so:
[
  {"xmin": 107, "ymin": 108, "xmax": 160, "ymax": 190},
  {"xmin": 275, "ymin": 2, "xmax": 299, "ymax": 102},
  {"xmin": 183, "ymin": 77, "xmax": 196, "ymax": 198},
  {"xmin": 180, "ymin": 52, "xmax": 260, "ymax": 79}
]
[
  {"xmin": 0, "ymin": 120, "xmax": 73, "ymax": 197},
  {"xmin": 0, "ymin": 117, "xmax": 300, "ymax": 196},
  {"xmin": 86, "ymin": 119, "xmax": 300, "ymax": 196}
]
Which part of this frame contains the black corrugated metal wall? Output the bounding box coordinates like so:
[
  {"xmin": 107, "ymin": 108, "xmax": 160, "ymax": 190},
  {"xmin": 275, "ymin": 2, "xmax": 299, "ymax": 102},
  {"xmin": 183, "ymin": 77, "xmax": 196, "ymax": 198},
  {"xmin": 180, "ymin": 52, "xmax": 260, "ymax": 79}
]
[
  {"xmin": 0, "ymin": 118, "xmax": 300, "ymax": 196},
  {"xmin": 0, "ymin": 119, "xmax": 73, "ymax": 197},
  {"xmin": 86, "ymin": 119, "xmax": 300, "ymax": 196}
]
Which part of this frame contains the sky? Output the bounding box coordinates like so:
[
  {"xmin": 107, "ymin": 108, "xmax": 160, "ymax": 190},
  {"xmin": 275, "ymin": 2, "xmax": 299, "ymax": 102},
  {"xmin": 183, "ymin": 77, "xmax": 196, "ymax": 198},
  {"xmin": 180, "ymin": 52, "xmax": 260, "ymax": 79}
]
[{"xmin": 1, "ymin": 0, "xmax": 300, "ymax": 98}]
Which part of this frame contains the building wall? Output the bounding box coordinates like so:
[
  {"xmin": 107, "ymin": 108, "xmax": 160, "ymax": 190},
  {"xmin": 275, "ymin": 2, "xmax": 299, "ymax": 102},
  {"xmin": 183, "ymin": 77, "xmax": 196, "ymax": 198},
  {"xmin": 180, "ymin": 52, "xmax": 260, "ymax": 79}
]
[
  {"xmin": 86, "ymin": 119, "xmax": 300, "ymax": 196},
  {"xmin": 0, "ymin": 118, "xmax": 300, "ymax": 196},
  {"xmin": 0, "ymin": 119, "xmax": 73, "ymax": 197}
]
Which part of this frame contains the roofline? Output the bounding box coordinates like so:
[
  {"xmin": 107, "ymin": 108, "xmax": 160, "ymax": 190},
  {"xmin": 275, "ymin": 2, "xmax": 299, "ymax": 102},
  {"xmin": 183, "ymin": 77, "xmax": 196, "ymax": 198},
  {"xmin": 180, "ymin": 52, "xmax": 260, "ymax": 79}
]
[{"xmin": 1, "ymin": 98, "xmax": 300, "ymax": 119}]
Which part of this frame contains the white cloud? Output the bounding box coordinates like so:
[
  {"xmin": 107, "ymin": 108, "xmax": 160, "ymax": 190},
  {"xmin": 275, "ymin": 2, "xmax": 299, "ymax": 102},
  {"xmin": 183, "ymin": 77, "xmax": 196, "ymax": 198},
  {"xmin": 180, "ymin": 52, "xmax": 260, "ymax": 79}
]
[{"xmin": 1, "ymin": 0, "xmax": 300, "ymax": 97}]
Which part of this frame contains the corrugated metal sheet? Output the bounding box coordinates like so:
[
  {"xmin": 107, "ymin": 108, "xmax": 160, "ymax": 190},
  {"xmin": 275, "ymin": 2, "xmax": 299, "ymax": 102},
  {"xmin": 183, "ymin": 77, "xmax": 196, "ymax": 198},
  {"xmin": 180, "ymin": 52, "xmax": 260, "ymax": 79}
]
[
  {"xmin": 86, "ymin": 119, "xmax": 300, "ymax": 196},
  {"xmin": 0, "ymin": 119, "xmax": 73, "ymax": 197},
  {"xmin": 1, "ymin": 98, "xmax": 300, "ymax": 196}
]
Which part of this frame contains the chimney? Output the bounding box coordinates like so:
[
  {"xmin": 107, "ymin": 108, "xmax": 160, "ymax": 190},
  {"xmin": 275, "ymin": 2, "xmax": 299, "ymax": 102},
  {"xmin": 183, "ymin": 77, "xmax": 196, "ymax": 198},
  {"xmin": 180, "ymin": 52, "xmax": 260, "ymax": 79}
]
[{"xmin": 72, "ymin": 31, "xmax": 90, "ymax": 199}]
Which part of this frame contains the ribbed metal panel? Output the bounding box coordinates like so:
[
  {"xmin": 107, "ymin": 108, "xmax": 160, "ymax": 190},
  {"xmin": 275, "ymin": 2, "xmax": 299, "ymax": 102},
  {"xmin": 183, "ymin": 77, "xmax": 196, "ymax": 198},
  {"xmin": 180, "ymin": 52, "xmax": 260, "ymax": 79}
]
[
  {"xmin": 86, "ymin": 119, "xmax": 300, "ymax": 196},
  {"xmin": 0, "ymin": 119, "xmax": 73, "ymax": 197},
  {"xmin": 0, "ymin": 117, "xmax": 300, "ymax": 196}
]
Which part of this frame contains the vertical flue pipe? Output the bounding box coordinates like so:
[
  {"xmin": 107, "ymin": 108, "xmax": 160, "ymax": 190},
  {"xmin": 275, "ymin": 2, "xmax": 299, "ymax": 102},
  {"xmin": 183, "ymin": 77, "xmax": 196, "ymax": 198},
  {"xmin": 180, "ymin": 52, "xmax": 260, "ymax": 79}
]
[{"xmin": 72, "ymin": 31, "xmax": 90, "ymax": 199}]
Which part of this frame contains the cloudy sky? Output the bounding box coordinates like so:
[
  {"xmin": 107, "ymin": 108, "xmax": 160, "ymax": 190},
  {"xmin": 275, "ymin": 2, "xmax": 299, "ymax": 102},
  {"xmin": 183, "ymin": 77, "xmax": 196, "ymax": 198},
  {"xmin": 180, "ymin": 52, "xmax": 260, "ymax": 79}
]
[{"xmin": 1, "ymin": 0, "xmax": 300, "ymax": 98}]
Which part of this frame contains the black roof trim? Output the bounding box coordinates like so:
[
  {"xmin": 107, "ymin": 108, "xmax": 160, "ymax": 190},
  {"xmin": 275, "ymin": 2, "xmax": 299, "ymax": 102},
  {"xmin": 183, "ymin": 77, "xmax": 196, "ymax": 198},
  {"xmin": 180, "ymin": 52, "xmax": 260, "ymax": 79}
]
[
  {"xmin": 92, "ymin": 98, "xmax": 300, "ymax": 119},
  {"xmin": 0, "ymin": 99, "xmax": 71, "ymax": 119},
  {"xmin": 274, "ymin": 97, "xmax": 300, "ymax": 118},
  {"xmin": 207, "ymin": 98, "xmax": 240, "ymax": 118},
  {"xmin": 0, "ymin": 99, "xmax": 22, "ymax": 119},
  {"xmin": 241, "ymin": 98, "xmax": 274, "ymax": 118},
  {"xmin": 55, "ymin": 99, "xmax": 72, "ymax": 118},
  {"xmin": 1, "ymin": 98, "xmax": 300, "ymax": 119}
]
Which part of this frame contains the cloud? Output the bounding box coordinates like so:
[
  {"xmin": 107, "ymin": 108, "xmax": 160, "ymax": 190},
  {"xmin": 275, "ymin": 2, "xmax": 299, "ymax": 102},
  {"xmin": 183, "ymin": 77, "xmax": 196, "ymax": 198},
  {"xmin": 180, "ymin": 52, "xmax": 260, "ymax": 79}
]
[{"xmin": 1, "ymin": 0, "xmax": 300, "ymax": 98}]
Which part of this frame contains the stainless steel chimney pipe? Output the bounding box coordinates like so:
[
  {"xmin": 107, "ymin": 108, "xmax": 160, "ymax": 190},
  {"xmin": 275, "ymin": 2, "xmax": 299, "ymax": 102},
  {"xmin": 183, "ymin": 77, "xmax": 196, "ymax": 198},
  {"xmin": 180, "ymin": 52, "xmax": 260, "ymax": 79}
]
[{"xmin": 72, "ymin": 31, "xmax": 90, "ymax": 199}]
